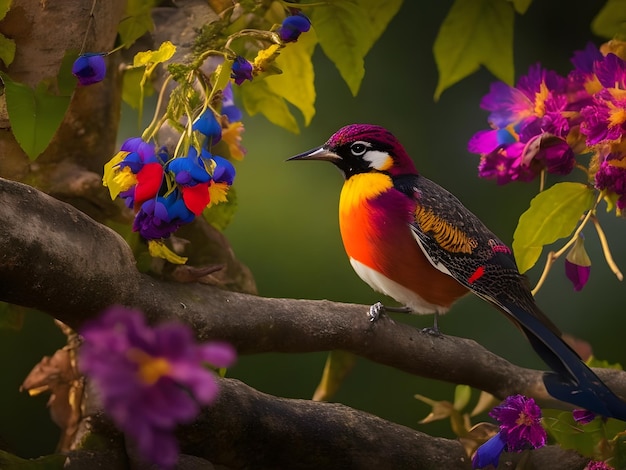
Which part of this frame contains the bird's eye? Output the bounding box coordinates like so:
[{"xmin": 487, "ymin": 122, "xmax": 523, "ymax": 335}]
[{"xmin": 350, "ymin": 142, "xmax": 368, "ymax": 156}]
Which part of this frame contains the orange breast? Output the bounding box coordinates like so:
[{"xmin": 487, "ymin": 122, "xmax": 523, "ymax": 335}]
[{"xmin": 339, "ymin": 174, "xmax": 467, "ymax": 309}]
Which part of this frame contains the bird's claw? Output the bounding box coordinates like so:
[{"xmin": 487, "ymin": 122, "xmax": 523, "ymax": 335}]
[
  {"xmin": 421, "ymin": 326, "xmax": 441, "ymax": 336},
  {"xmin": 368, "ymin": 302, "xmax": 385, "ymax": 322}
]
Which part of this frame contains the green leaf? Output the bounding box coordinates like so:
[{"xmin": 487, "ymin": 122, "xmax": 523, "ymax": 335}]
[
  {"xmin": 267, "ymin": 29, "xmax": 317, "ymax": 126},
  {"xmin": 311, "ymin": 0, "xmax": 402, "ymax": 96},
  {"xmin": 133, "ymin": 41, "xmax": 176, "ymax": 67},
  {"xmin": 512, "ymin": 182, "xmax": 596, "ymax": 274},
  {"xmin": 122, "ymin": 66, "xmax": 154, "ymax": 109},
  {"xmin": 239, "ymin": 78, "xmax": 299, "ymax": 133},
  {"xmin": 453, "ymin": 384, "xmax": 472, "ymax": 411},
  {"xmin": 1, "ymin": 73, "xmax": 72, "ymax": 161},
  {"xmin": 0, "ymin": 0, "xmax": 12, "ymax": 20},
  {"xmin": 0, "ymin": 33, "xmax": 15, "ymax": 67},
  {"xmin": 543, "ymin": 409, "xmax": 625, "ymax": 460},
  {"xmin": 0, "ymin": 302, "xmax": 24, "ymax": 331},
  {"xmin": 510, "ymin": 0, "xmax": 532, "ymax": 14},
  {"xmin": 434, "ymin": 0, "xmax": 514, "ymax": 100},
  {"xmin": 592, "ymin": 0, "xmax": 626, "ymax": 40},
  {"xmin": 117, "ymin": 0, "xmax": 159, "ymax": 48},
  {"xmin": 203, "ymin": 186, "xmax": 238, "ymax": 231},
  {"xmin": 312, "ymin": 350, "xmax": 357, "ymax": 401},
  {"xmin": 0, "ymin": 450, "xmax": 65, "ymax": 469},
  {"xmin": 58, "ymin": 50, "xmax": 79, "ymax": 95}
]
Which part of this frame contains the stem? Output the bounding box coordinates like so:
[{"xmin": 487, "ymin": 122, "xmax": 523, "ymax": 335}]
[
  {"xmin": 592, "ymin": 215, "xmax": 624, "ymax": 281},
  {"xmin": 79, "ymin": 0, "xmax": 98, "ymax": 54},
  {"xmin": 141, "ymin": 75, "xmax": 174, "ymax": 142}
]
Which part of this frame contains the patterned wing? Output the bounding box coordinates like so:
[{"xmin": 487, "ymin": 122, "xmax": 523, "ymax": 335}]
[{"xmin": 393, "ymin": 174, "xmax": 548, "ymax": 327}]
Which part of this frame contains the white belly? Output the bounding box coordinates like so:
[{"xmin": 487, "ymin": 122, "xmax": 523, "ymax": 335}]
[{"xmin": 350, "ymin": 258, "xmax": 451, "ymax": 315}]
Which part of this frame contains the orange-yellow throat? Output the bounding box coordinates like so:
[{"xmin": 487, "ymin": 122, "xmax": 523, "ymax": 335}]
[{"xmin": 339, "ymin": 172, "xmax": 393, "ymax": 268}]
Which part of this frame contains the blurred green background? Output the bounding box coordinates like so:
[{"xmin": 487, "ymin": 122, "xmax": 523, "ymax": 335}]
[{"xmin": 2, "ymin": 0, "xmax": 626, "ymax": 459}]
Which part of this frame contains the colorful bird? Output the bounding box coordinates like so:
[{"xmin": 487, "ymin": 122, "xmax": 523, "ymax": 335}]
[{"xmin": 288, "ymin": 123, "xmax": 626, "ymax": 421}]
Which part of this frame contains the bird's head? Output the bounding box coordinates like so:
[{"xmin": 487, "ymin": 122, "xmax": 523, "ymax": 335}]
[{"xmin": 288, "ymin": 124, "xmax": 418, "ymax": 178}]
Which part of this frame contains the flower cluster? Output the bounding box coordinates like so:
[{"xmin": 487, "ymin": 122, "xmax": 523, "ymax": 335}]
[
  {"xmin": 472, "ymin": 395, "xmax": 547, "ymax": 469},
  {"xmin": 469, "ymin": 41, "xmax": 626, "ymax": 212},
  {"xmin": 79, "ymin": 306, "xmax": 236, "ymax": 468},
  {"xmin": 72, "ymin": 53, "xmax": 107, "ymax": 86},
  {"xmin": 103, "ymin": 109, "xmax": 237, "ymax": 241}
]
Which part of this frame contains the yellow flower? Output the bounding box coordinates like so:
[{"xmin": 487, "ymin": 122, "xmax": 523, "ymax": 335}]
[
  {"xmin": 208, "ymin": 182, "xmax": 230, "ymax": 207},
  {"xmin": 103, "ymin": 151, "xmax": 137, "ymax": 200},
  {"xmin": 253, "ymin": 44, "xmax": 281, "ymax": 73},
  {"xmin": 221, "ymin": 121, "xmax": 246, "ymax": 160}
]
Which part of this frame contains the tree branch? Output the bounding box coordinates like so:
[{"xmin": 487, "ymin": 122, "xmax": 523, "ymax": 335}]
[{"xmin": 2, "ymin": 177, "xmax": 626, "ymax": 406}]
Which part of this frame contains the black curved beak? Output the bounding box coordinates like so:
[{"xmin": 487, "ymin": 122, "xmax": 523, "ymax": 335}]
[{"xmin": 286, "ymin": 146, "xmax": 341, "ymax": 163}]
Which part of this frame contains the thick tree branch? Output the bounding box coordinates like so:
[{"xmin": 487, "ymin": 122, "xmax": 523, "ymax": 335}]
[{"xmin": 2, "ymin": 177, "xmax": 626, "ymax": 408}]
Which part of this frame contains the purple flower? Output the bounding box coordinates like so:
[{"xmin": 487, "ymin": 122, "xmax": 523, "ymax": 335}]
[
  {"xmin": 472, "ymin": 395, "xmax": 546, "ymax": 469},
  {"xmin": 565, "ymin": 260, "xmax": 591, "ymax": 291},
  {"xmin": 231, "ymin": 56, "xmax": 253, "ymax": 85},
  {"xmin": 477, "ymin": 143, "xmax": 538, "ymax": 185},
  {"xmin": 222, "ymin": 83, "xmax": 242, "ymax": 122},
  {"xmin": 277, "ymin": 12, "xmax": 311, "ymax": 43},
  {"xmin": 72, "ymin": 53, "xmax": 107, "ymax": 86},
  {"xmin": 491, "ymin": 395, "xmax": 546, "ymax": 451},
  {"xmin": 212, "ymin": 155, "xmax": 236, "ymax": 185},
  {"xmin": 469, "ymin": 63, "xmax": 576, "ymax": 184},
  {"xmin": 595, "ymin": 154, "xmax": 626, "ymax": 210},
  {"xmin": 565, "ymin": 233, "xmax": 592, "ymax": 291},
  {"xmin": 572, "ymin": 409, "xmax": 597, "ymax": 424},
  {"xmin": 192, "ymin": 109, "xmax": 222, "ymax": 144},
  {"xmin": 117, "ymin": 137, "xmax": 159, "ymax": 173},
  {"xmin": 79, "ymin": 306, "xmax": 236, "ymax": 469},
  {"xmin": 133, "ymin": 191, "xmax": 195, "ymax": 239},
  {"xmin": 585, "ymin": 461, "xmax": 614, "ymax": 470}
]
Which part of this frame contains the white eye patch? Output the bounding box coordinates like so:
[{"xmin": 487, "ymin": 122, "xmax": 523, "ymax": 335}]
[{"xmin": 363, "ymin": 149, "xmax": 393, "ymax": 171}]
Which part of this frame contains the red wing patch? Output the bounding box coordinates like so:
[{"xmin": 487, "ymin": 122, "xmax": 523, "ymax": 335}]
[{"xmin": 468, "ymin": 266, "xmax": 485, "ymax": 284}]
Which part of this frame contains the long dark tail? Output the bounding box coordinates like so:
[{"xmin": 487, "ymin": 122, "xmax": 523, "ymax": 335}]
[{"xmin": 500, "ymin": 300, "xmax": 626, "ymax": 421}]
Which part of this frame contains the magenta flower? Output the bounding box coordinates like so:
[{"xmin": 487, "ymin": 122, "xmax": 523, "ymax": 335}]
[
  {"xmin": 231, "ymin": 56, "xmax": 253, "ymax": 85},
  {"xmin": 472, "ymin": 395, "xmax": 546, "ymax": 469},
  {"xmin": 72, "ymin": 53, "xmax": 106, "ymax": 86},
  {"xmin": 595, "ymin": 154, "xmax": 626, "ymax": 210},
  {"xmin": 79, "ymin": 306, "xmax": 236, "ymax": 469},
  {"xmin": 277, "ymin": 12, "xmax": 311, "ymax": 43},
  {"xmin": 573, "ymin": 409, "xmax": 597, "ymax": 424},
  {"xmin": 585, "ymin": 461, "xmax": 614, "ymax": 470}
]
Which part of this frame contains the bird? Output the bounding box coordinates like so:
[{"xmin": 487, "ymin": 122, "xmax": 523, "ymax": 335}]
[{"xmin": 288, "ymin": 123, "xmax": 626, "ymax": 421}]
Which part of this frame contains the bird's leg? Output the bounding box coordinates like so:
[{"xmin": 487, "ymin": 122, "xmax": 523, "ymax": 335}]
[
  {"xmin": 421, "ymin": 312, "xmax": 440, "ymax": 336},
  {"xmin": 368, "ymin": 302, "xmax": 412, "ymax": 322}
]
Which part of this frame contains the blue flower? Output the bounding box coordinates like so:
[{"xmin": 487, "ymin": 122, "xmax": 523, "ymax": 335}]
[
  {"xmin": 231, "ymin": 56, "xmax": 253, "ymax": 85},
  {"xmin": 277, "ymin": 12, "xmax": 311, "ymax": 43},
  {"xmin": 72, "ymin": 53, "xmax": 106, "ymax": 86},
  {"xmin": 212, "ymin": 155, "xmax": 236, "ymax": 185},
  {"xmin": 221, "ymin": 83, "xmax": 242, "ymax": 122},
  {"xmin": 168, "ymin": 148, "xmax": 211, "ymax": 186},
  {"xmin": 192, "ymin": 109, "xmax": 222, "ymax": 144}
]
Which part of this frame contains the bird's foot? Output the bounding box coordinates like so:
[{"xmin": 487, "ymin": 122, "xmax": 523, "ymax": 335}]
[
  {"xmin": 368, "ymin": 302, "xmax": 413, "ymax": 322},
  {"xmin": 368, "ymin": 302, "xmax": 385, "ymax": 322},
  {"xmin": 421, "ymin": 312, "xmax": 441, "ymax": 336},
  {"xmin": 421, "ymin": 326, "xmax": 441, "ymax": 336}
]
